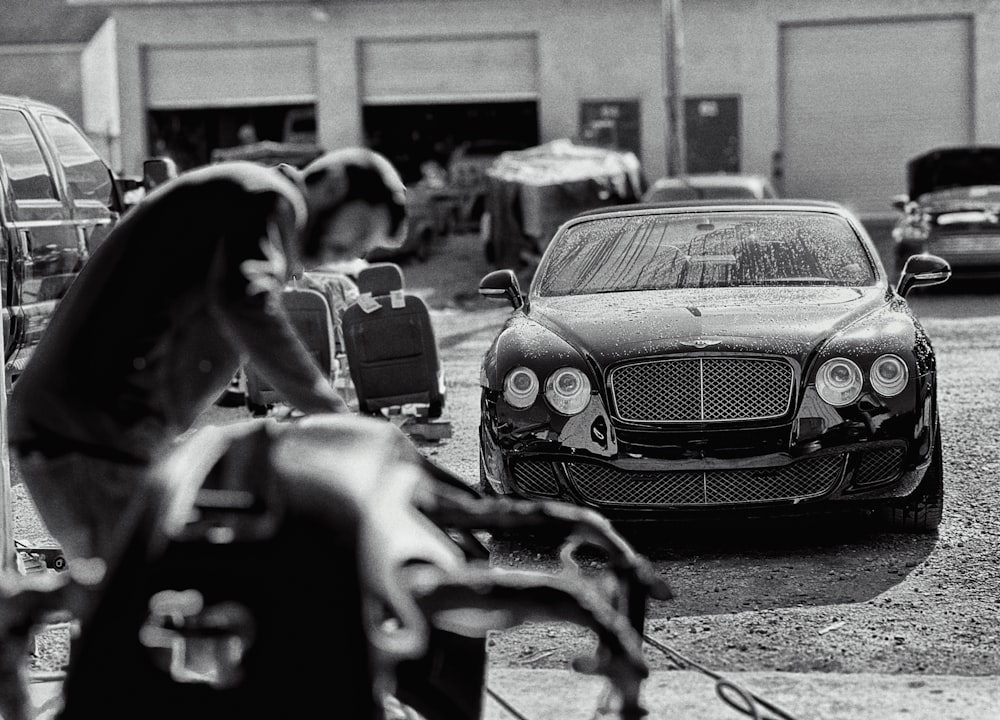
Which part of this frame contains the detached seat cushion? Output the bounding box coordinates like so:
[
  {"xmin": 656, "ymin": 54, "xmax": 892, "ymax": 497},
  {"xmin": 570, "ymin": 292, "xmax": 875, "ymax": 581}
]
[
  {"xmin": 343, "ymin": 263, "xmax": 445, "ymax": 418},
  {"xmin": 244, "ymin": 287, "xmax": 336, "ymax": 412}
]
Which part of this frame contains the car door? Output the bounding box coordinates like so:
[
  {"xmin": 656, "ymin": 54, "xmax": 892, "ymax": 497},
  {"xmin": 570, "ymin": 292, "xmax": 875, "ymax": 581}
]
[
  {"xmin": 37, "ymin": 110, "xmax": 120, "ymax": 258},
  {"xmin": 0, "ymin": 107, "xmax": 80, "ymax": 374}
]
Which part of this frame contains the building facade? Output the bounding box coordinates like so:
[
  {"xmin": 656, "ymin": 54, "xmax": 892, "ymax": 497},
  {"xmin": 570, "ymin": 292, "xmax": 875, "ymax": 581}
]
[
  {"xmin": 1, "ymin": 1, "xmax": 119, "ymax": 167},
  {"xmin": 67, "ymin": 0, "xmax": 1000, "ymax": 220}
]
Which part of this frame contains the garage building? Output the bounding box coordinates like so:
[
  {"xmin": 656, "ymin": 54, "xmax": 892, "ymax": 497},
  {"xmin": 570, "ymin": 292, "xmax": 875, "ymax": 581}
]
[{"xmin": 65, "ymin": 0, "xmax": 1000, "ymax": 222}]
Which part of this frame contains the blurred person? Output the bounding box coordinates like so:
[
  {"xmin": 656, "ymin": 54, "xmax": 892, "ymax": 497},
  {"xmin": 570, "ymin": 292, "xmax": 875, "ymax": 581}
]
[
  {"xmin": 8, "ymin": 147, "xmax": 407, "ymax": 586},
  {"xmin": 237, "ymin": 122, "xmax": 259, "ymax": 146}
]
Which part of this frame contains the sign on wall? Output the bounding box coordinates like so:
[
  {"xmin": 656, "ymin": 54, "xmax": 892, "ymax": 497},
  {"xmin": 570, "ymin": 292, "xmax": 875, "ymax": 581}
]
[{"xmin": 579, "ymin": 100, "xmax": 640, "ymax": 158}]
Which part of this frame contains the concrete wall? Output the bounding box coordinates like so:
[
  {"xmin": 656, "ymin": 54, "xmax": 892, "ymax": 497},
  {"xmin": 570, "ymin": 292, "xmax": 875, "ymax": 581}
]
[
  {"xmin": 106, "ymin": 0, "xmax": 663, "ymax": 176},
  {"xmin": 0, "ymin": 45, "xmax": 85, "ymax": 121},
  {"xmin": 81, "ymin": 18, "xmax": 122, "ymax": 169},
  {"xmin": 92, "ymin": 0, "xmax": 1000, "ymax": 182}
]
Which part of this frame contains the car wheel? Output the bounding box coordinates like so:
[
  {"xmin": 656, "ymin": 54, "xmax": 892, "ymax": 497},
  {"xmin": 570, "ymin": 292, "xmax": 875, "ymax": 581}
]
[{"xmin": 880, "ymin": 434, "xmax": 944, "ymax": 533}]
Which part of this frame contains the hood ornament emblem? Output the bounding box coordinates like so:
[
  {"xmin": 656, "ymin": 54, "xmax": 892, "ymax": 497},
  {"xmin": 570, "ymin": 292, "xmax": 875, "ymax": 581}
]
[{"xmin": 680, "ymin": 339, "xmax": 721, "ymax": 349}]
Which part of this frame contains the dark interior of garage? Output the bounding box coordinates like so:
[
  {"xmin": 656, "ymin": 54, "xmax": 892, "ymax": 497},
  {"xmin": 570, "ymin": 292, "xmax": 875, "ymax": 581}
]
[
  {"xmin": 362, "ymin": 101, "xmax": 539, "ymax": 184},
  {"xmin": 146, "ymin": 103, "xmax": 316, "ymax": 171}
]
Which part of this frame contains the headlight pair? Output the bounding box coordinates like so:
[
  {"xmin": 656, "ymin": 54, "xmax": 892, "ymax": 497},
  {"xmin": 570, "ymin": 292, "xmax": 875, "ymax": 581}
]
[
  {"xmin": 815, "ymin": 354, "xmax": 908, "ymax": 406},
  {"xmin": 503, "ymin": 366, "xmax": 591, "ymax": 415}
]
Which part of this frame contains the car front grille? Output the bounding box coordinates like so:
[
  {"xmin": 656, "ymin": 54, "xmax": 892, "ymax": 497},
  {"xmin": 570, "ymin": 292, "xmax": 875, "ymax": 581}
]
[
  {"xmin": 511, "ymin": 460, "xmax": 561, "ymax": 496},
  {"xmin": 610, "ymin": 357, "xmax": 794, "ymax": 423},
  {"xmin": 566, "ymin": 454, "xmax": 845, "ymax": 506},
  {"xmin": 853, "ymin": 445, "xmax": 905, "ymax": 486}
]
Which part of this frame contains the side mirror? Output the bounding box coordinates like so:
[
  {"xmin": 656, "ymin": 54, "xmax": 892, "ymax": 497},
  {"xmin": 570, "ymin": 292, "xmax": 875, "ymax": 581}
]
[
  {"xmin": 896, "ymin": 253, "xmax": 951, "ymax": 297},
  {"xmin": 143, "ymin": 157, "xmax": 179, "ymax": 192},
  {"xmin": 891, "ymin": 194, "xmax": 910, "ymax": 212},
  {"xmin": 478, "ymin": 269, "xmax": 523, "ymax": 309}
]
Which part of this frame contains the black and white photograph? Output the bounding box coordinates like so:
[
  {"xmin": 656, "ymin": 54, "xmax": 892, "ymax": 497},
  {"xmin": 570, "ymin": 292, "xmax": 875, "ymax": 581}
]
[{"xmin": 0, "ymin": 1, "xmax": 998, "ymax": 719}]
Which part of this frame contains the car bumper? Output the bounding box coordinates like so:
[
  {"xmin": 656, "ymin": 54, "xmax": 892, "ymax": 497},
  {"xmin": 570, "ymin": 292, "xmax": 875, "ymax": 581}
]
[{"xmin": 481, "ymin": 401, "xmax": 934, "ymax": 520}]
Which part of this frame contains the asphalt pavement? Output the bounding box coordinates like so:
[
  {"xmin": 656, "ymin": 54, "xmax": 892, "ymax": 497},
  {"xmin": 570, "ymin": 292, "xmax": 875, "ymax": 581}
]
[
  {"xmin": 483, "ymin": 668, "xmax": 999, "ymax": 720},
  {"xmin": 23, "ymin": 668, "xmax": 1000, "ymax": 719}
]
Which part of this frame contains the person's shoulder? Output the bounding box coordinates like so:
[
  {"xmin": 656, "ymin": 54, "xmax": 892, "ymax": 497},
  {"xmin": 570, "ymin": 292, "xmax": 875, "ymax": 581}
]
[
  {"xmin": 182, "ymin": 162, "xmax": 292, "ymax": 193},
  {"xmin": 182, "ymin": 162, "xmax": 307, "ymax": 226}
]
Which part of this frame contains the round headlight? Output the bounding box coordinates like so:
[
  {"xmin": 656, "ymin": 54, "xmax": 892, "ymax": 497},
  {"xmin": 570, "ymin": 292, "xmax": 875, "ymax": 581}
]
[
  {"xmin": 503, "ymin": 367, "xmax": 539, "ymax": 409},
  {"xmin": 871, "ymin": 354, "xmax": 908, "ymax": 397},
  {"xmin": 816, "ymin": 357, "xmax": 863, "ymax": 406},
  {"xmin": 544, "ymin": 367, "xmax": 591, "ymax": 415}
]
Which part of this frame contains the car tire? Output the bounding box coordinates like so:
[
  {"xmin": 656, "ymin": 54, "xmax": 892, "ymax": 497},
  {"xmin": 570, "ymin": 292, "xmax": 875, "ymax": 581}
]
[{"xmin": 880, "ymin": 434, "xmax": 944, "ymax": 533}]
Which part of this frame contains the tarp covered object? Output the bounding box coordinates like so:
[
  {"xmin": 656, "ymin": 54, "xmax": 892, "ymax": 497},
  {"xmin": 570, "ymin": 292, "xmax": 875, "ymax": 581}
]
[{"xmin": 484, "ymin": 139, "xmax": 642, "ymax": 268}]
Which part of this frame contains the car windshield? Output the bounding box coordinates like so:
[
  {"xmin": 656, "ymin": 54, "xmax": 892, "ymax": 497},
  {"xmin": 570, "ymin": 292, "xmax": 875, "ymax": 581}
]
[{"xmin": 535, "ymin": 211, "xmax": 876, "ymax": 296}]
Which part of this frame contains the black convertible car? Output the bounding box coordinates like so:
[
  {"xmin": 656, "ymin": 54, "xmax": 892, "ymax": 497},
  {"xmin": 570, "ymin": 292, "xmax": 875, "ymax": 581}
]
[{"xmin": 478, "ymin": 199, "xmax": 951, "ymax": 531}]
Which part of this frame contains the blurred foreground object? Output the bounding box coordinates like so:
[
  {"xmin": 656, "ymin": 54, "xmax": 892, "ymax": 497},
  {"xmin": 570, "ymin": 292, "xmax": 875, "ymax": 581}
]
[{"xmin": 1, "ymin": 414, "xmax": 668, "ymax": 720}]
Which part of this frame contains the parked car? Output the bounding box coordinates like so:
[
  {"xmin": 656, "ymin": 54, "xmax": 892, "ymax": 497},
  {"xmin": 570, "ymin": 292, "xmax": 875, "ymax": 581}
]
[
  {"xmin": 642, "ymin": 173, "xmax": 777, "ymax": 203},
  {"xmin": 478, "ymin": 199, "xmax": 951, "ymax": 531},
  {"xmin": 891, "ymin": 145, "xmax": 1000, "ymax": 278},
  {"xmin": 0, "ymin": 94, "xmax": 136, "ymax": 380}
]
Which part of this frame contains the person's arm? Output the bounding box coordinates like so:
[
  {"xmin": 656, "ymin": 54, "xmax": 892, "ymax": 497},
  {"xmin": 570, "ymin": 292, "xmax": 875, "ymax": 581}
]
[{"xmin": 209, "ymin": 194, "xmax": 348, "ymax": 414}]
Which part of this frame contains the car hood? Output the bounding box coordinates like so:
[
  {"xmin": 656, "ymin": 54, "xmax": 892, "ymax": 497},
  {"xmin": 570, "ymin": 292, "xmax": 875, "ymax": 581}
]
[
  {"xmin": 527, "ymin": 286, "xmax": 883, "ymax": 366},
  {"xmin": 907, "ymin": 146, "xmax": 1000, "ymax": 199}
]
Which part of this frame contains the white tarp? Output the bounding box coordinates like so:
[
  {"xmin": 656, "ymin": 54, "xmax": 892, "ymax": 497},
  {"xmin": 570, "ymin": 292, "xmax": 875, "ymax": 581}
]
[{"xmin": 487, "ymin": 138, "xmax": 641, "ymax": 194}]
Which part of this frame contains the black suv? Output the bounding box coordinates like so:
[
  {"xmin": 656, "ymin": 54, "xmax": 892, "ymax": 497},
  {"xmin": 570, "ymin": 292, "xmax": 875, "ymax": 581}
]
[{"xmin": 0, "ymin": 94, "xmax": 131, "ymax": 380}]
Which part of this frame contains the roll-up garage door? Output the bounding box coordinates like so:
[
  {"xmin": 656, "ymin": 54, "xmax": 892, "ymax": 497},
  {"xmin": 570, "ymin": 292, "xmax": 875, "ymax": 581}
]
[
  {"xmin": 360, "ymin": 35, "xmax": 538, "ymax": 105},
  {"xmin": 145, "ymin": 43, "xmax": 317, "ymax": 109},
  {"xmin": 780, "ymin": 17, "xmax": 971, "ymax": 216}
]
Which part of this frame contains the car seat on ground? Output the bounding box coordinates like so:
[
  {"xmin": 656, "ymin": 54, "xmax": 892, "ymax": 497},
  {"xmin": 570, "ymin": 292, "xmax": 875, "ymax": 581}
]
[
  {"xmin": 341, "ymin": 262, "xmax": 446, "ymax": 419},
  {"xmin": 243, "ymin": 286, "xmax": 339, "ymax": 416}
]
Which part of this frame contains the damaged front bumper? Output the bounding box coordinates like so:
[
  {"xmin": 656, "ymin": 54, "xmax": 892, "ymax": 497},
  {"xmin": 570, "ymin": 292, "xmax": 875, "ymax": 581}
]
[{"xmin": 480, "ymin": 389, "xmax": 934, "ymax": 520}]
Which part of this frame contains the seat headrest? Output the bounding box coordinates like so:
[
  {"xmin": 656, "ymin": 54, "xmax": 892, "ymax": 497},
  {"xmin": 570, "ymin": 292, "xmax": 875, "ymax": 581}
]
[{"xmin": 357, "ymin": 263, "xmax": 404, "ymax": 295}]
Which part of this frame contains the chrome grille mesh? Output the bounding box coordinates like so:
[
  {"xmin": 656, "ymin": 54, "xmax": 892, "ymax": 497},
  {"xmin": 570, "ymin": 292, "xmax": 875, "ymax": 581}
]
[
  {"xmin": 566, "ymin": 454, "xmax": 844, "ymax": 506},
  {"xmin": 854, "ymin": 446, "xmax": 905, "ymax": 486},
  {"xmin": 611, "ymin": 357, "xmax": 793, "ymax": 422},
  {"xmin": 511, "ymin": 460, "xmax": 560, "ymax": 496}
]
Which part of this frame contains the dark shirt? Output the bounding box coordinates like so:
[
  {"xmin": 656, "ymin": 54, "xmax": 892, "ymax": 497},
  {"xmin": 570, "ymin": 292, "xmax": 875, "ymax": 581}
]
[{"xmin": 9, "ymin": 161, "xmax": 345, "ymax": 463}]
